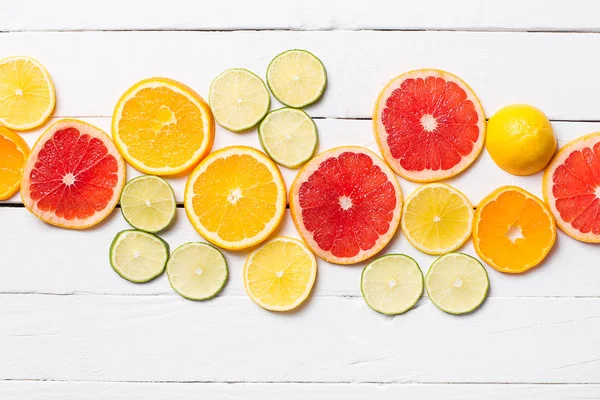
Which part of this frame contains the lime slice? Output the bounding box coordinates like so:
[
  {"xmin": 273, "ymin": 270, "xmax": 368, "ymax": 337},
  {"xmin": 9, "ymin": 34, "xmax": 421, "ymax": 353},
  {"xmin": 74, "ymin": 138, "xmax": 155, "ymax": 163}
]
[
  {"xmin": 425, "ymin": 252, "xmax": 489, "ymax": 314},
  {"xmin": 120, "ymin": 175, "xmax": 176, "ymax": 233},
  {"xmin": 167, "ymin": 242, "xmax": 228, "ymax": 300},
  {"xmin": 209, "ymin": 68, "xmax": 270, "ymax": 132},
  {"xmin": 266, "ymin": 49, "xmax": 327, "ymax": 108},
  {"xmin": 258, "ymin": 108, "xmax": 318, "ymax": 168},
  {"xmin": 109, "ymin": 230, "xmax": 169, "ymax": 283},
  {"xmin": 361, "ymin": 254, "xmax": 423, "ymax": 315}
]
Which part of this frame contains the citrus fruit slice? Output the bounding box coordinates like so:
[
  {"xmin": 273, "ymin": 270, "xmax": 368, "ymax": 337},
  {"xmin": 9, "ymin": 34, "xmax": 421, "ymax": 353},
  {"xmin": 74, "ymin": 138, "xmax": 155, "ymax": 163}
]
[
  {"xmin": 184, "ymin": 146, "xmax": 286, "ymax": 250},
  {"xmin": 258, "ymin": 107, "xmax": 318, "ymax": 168},
  {"xmin": 373, "ymin": 69, "xmax": 486, "ymax": 182},
  {"xmin": 401, "ymin": 183, "xmax": 474, "ymax": 255},
  {"xmin": 0, "ymin": 126, "xmax": 30, "ymax": 200},
  {"xmin": 361, "ymin": 254, "xmax": 423, "ymax": 315},
  {"xmin": 112, "ymin": 77, "xmax": 214, "ymax": 176},
  {"xmin": 120, "ymin": 175, "xmax": 176, "ymax": 233},
  {"xmin": 209, "ymin": 68, "xmax": 270, "ymax": 132},
  {"xmin": 290, "ymin": 146, "xmax": 402, "ymax": 264},
  {"xmin": 21, "ymin": 119, "xmax": 126, "ymax": 229},
  {"xmin": 266, "ymin": 49, "xmax": 327, "ymax": 108},
  {"xmin": 473, "ymin": 186, "xmax": 556, "ymax": 273},
  {"xmin": 425, "ymin": 252, "xmax": 489, "ymax": 315},
  {"xmin": 244, "ymin": 236, "xmax": 317, "ymax": 312},
  {"xmin": 0, "ymin": 56, "xmax": 55, "ymax": 130},
  {"xmin": 167, "ymin": 242, "xmax": 228, "ymax": 300},
  {"xmin": 543, "ymin": 132, "xmax": 600, "ymax": 243},
  {"xmin": 109, "ymin": 230, "xmax": 169, "ymax": 283}
]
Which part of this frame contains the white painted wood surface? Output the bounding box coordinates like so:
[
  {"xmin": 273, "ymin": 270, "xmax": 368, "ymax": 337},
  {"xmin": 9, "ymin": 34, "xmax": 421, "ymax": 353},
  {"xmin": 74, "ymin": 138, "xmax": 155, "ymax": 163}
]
[{"xmin": 1, "ymin": 1, "xmax": 600, "ymax": 398}]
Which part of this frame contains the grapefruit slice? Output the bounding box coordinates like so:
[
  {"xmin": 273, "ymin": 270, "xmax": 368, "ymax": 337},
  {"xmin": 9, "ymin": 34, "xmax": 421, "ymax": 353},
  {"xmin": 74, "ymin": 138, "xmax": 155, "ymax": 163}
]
[
  {"xmin": 290, "ymin": 146, "xmax": 402, "ymax": 264},
  {"xmin": 373, "ymin": 69, "xmax": 486, "ymax": 182},
  {"xmin": 21, "ymin": 119, "xmax": 126, "ymax": 229},
  {"xmin": 543, "ymin": 132, "xmax": 600, "ymax": 243}
]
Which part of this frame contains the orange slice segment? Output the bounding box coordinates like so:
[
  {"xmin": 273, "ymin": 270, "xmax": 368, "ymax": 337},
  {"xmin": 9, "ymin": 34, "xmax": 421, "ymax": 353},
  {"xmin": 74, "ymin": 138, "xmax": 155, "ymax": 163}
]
[
  {"xmin": 112, "ymin": 77, "xmax": 215, "ymax": 176},
  {"xmin": 0, "ymin": 127, "xmax": 30, "ymax": 200},
  {"xmin": 473, "ymin": 186, "xmax": 556, "ymax": 274}
]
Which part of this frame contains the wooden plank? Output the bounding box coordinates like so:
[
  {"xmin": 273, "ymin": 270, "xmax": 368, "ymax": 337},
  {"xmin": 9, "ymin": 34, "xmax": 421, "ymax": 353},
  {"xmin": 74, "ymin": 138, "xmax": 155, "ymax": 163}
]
[
  {"xmin": 1, "ymin": 295, "xmax": 599, "ymax": 383},
  {"xmin": 1, "ymin": 31, "xmax": 600, "ymax": 120},
  {"xmin": 4, "ymin": 118, "xmax": 599, "ymax": 205},
  {"xmin": 1, "ymin": 206, "xmax": 599, "ymax": 298},
  {"xmin": 2, "ymin": 0, "xmax": 599, "ymax": 32},
  {"xmin": 1, "ymin": 381, "xmax": 599, "ymax": 399}
]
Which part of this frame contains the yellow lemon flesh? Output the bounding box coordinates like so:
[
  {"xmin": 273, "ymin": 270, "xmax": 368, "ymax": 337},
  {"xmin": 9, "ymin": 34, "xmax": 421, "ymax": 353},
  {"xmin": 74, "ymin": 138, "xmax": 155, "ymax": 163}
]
[{"xmin": 486, "ymin": 104, "xmax": 556, "ymax": 176}]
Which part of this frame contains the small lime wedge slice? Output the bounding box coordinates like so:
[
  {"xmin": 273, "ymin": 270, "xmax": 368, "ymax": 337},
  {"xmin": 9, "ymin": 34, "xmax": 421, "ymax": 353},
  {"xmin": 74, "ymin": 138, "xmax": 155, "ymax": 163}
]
[
  {"xmin": 425, "ymin": 252, "xmax": 489, "ymax": 314},
  {"xmin": 120, "ymin": 175, "xmax": 176, "ymax": 233},
  {"xmin": 167, "ymin": 242, "xmax": 228, "ymax": 300},
  {"xmin": 258, "ymin": 108, "xmax": 318, "ymax": 168},
  {"xmin": 109, "ymin": 230, "xmax": 169, "ymax": 283},
  {"xmin": 209, "ymin": 68, "xmax": 270, "ymax": 132},
  {"xmin": 266, "ymin": 49, "xmax": 327, "ymax": 108},
  {"xmin": 361, "ymin": 254, "xmax": 423, "ymax": 315}
]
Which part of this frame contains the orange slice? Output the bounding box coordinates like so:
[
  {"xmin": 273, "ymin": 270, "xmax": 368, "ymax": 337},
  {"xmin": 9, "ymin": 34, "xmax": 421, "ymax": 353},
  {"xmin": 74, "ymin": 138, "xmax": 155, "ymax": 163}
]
[
  {"xmin": 0, "ymin": 127, "xmax": 30, "ymax": 200},
  {"xmin": 0, "ymin": 56, "xmax": 55, "ymax": 130},
  {"xmin": 112, "ymin": 77, "xmax": 215, "ymax": 176},
  {"xmin": 473, "ymin": 186, "xmax": 556, "ymax": 274},
  {"xmin": 184, "ymin": 146, "xmax": 286, "ymax": 250}
]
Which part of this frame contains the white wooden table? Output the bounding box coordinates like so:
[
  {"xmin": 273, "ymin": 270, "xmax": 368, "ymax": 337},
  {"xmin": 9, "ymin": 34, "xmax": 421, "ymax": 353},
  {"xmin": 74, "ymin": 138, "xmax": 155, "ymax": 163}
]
[{"xmin": 2, "ymin": 1, "xmax": 600, "ymax": 398}]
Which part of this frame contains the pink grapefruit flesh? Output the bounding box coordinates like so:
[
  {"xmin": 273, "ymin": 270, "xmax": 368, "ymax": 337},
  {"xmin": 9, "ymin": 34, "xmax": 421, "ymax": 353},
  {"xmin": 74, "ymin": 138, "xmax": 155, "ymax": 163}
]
[
  {"xmin": 290, "ymin": 146, "xmax": 402, "ymax": 264},
  {"xmin": 373, "ymin": 69, "xmax": 486, "ymax": 182},
  {"xmin": 21, "ymin": 119, "xmax": 126, "ymax": 229}
]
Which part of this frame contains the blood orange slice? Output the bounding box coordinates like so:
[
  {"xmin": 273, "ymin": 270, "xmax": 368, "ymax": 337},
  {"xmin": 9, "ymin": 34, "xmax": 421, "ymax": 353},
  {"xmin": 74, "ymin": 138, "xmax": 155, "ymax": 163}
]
[
  {"xmin": 543, "ymin": 132, "xmax": 600, "ymax": 243},
  {"xmin": 21, "ymin": 119, "xmax": 126, "ymax": 229},
  {"xmin": 290, "ymin": 146, "xmax": 402, "ymax": 264},
  {"xmin": 373, "ymin": 69, "xmax": 486, "ymax": 182}
]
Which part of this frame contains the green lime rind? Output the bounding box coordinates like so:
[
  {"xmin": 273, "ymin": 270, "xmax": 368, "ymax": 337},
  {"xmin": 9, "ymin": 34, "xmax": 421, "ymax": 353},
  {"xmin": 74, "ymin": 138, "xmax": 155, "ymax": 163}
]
[
  {"xmin": 360, "ymin": 253, "xmax": 424, "ymax": 315},
  {"xmin": 425, "ymin": 252, "xmax": 489, "ymax": 315},
  {"xmin": 166, "ymin": 242, "xmax": 229, "ymax": 301},
  {"xmin": 208, "ymin": 68, "xmax": 270, "ymax": 133},
  {"xmin": 258, "ymin": 107, "xmax": 319, "ymax": 169},
  {"xmin": 120, "ymin": 175, "xmax": 176, "ymax": 234},
  {"xmin": 266, "ymin": 49, "xmax": 327, "ymax": 108},
  {"xmin": 109, "ymin": 229, "xmax": 169, "ymax": 283}
]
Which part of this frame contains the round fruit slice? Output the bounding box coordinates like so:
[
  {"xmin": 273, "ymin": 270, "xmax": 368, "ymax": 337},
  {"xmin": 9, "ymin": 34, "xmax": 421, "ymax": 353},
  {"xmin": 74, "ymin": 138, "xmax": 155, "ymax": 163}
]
[
  {"xmin": 0, "ymin": 56, "xmax": 55, "ymax": 130},
  {"xmin": 0, "ymin": 126, "xmax": 30, "ymax": 200},
  {"xmin": 184, "ymin": 146, "xmax": 286, "ymax": 250},
  {"xmin": 21, "ymin": 119, "xmax": 126, "ymax": 229},
  {"xmin": 244, "ymin": 236, "xmax": 317, "ymax": 312},
  {"xmin": 209, "ymin": 68, "xmax": 270, "ymax": 132},
  {"xmin": 425, "ymin": 252, "xmax": 489, "ymax": 314},
  {"xmin": 361, "ymin": 254, "xmax": 423, "ymax": 315},
  {"xmin": 112, "ymin": 77, "xmax": 215, "ymax": 176},
  {"xmin": 473, "ymin": 186, "xmax": 556, "ymax": 274},
  {"xmin": 120, "ymin": 175, "xmax": 176, "ymax": 233},
  {"xmin": 373, "ymin": 69, "xmax": 486, "ymax": 182},
  {"xmin": 266, "ymin": 49, "xmax": 327, "ymax": 108},
  {"xmin": 401, "ymin": 183, "xmax": 474, "ymax": 255},
  {"xmin": 290, "ymin": 146, "xmax": 402, "ymax": 264},
  {"xmin": 109, "ymin": 230, "xmax": 169, "ymax": 283},
  {"xmin": 543, "ymin": 132, "xmax": 600, "ymax": 243},
  {"xmin": 258, "ymin": 108, "xmax": 318, "ymax": 168}
]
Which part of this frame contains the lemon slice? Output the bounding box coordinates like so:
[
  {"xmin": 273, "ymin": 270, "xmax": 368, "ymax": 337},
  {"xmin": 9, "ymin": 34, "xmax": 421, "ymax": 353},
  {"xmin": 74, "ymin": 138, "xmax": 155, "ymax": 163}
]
[
  {"xmin": 361, "ymin": 254, "xmax": 423, "ymax": 315},
  {"xmin": 258, "ymin": 108, "xmax": 318, "ymax": 168},
  {"xmin": 0, "ymin": 56, "xmax": 55, "ymax": 130},
  {"xmin": 266, "ymin": 50, "xmax": 327, "ymax": 108},
  {"xmin": 109, "ymin": 230, "xmax": 169, "ymax": 283},
  {"xmin": 425, "ymin": 253, "xmax": 489, "ymax": 315},
  {"xmin": 120, "ymin": 175, "xmax": 176, "ymax": 233},
  {"xmin": 244, "ymin": 237, "xmax": 317, "ymax": 311},
  {"xmin": 209, "ymin": 68, "xmax": 270, "ymax": 132},
  {"xmin": 401, "ymin": 183, "xmax": 474, "ymax": 255},
  {"xmin": 167, "ymin": 242, "xmax": 228, "ymax": 300}
]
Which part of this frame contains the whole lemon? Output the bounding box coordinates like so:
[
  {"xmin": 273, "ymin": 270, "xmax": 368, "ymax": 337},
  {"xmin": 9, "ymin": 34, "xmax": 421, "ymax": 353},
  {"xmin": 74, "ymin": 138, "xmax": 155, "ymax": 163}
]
[{"xmin": 486, "ymin": 104, "xmax": 556, "ymax": 176}]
